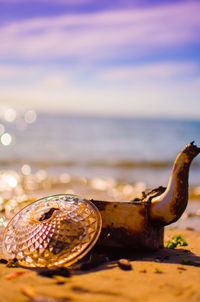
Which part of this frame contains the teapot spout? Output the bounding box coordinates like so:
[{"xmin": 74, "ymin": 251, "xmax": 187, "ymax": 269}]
[{"xmin": 149, "ymin": 142, "xmax": 200, "ymax": 225}]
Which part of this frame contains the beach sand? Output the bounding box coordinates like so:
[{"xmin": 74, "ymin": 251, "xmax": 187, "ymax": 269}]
[
  {"xmin": 0, "ymin": 228, "xmax": 200, "ymax": 302},
  {"xmin": 0, "ymin": 177, "xmax": 200, "ymax": 302}
]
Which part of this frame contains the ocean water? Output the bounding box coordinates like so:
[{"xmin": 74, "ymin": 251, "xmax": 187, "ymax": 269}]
[{"xmin": 0, "ymin": 113, "xmax": 200, "ymax": 188}]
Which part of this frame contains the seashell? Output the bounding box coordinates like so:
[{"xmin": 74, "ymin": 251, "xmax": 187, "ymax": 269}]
[{"xmin": 2, "ymin": 194, "xmax": 102, "ymax": 268}]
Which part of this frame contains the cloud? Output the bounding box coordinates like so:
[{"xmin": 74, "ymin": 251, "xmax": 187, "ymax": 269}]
[
  {"xmin": 0, "ymin": 60, "xmax": 199, "ymax": 118},
  {"xmin": 1, "ymin": 60, "xmax": 198, "ymax": 85},
  {"xmin": 1, "ymin": 76, "xmax": 200, "ymax": 118},
  {"xmin": 0, "ymin": 1, "xmax": 200, "ymax": 118},
  {"xmin": 0, "ymin": 1, "xmax": 199, "ymax": 60},
  {"xmin": 101, "ymin": 61, "xmax": 198, "ymax": 82},
  {"xmin": 0, "ymin": 62, "xmax": 76, "ymax": 86},
  {"xmin": 0, "ymin": 65, "xmax": 42, "ymax": 79}
]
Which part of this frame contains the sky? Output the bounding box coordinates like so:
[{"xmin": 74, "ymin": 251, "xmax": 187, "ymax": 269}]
[{"xmin": 0, "ymin": 0, "xmax": 200, "ymax": 118}]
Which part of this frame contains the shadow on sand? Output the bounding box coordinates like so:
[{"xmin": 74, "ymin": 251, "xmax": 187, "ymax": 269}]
[
  {"xmin": 19, "ymin": 245, "xmax": 200, "ymax": 278},
  {"xmin": 69, "ymin": 245, "xmax": 200, "ymax": 275}
]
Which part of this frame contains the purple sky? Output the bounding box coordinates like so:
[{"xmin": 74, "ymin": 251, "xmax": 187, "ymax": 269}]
[{"xmin": 0, "ymin": 0, "xmax": 200, "ymax": 118}]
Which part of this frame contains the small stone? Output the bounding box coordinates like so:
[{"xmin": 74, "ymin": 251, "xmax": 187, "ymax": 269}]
[
  {"xmin": 139, "ymin": 269, "xmax": 147, "ymax": 273},
  {"xmin": 0, "ymin": 259, "xmax": 8, "ymax": 264},
  {"xmin": 177, "ymin": 266, "xmax": 187, "ymax": 271},
  {"xmin": 54, "ymin": 276, "xmax": 67, "ymax": 285},
  {"xmin": 56, "ymin": 281, "xmax": 65, "ymax": 285},
  {"xmin": 186, "ymin": 227, "xmax": 195, "ymax": 231},
  {"xmin": 118, "ymin": 259, "xmax": 132, "ymax": 271}
]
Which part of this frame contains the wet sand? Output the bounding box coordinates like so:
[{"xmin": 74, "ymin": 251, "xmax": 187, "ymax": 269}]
[{"xmin": 0, "ymin": 228, "xmax": 200, "ymax": 302}]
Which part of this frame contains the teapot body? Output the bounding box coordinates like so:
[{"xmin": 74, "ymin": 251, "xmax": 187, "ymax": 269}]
[{"xmin": 92, "ymin": 200, "xmax": 164, "ymax": 250}]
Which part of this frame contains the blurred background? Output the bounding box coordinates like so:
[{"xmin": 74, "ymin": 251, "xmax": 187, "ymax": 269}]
[{"xmin": 0, "ymin": 0, "xmax": 200, "ymax": 228}]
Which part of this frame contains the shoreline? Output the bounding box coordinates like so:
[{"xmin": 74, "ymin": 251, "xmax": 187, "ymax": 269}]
[{"xmin": 0, "ymin": 171, "xmax": 200, "ymax": 231}]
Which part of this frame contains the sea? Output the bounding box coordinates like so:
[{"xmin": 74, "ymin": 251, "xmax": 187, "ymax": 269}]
[
  {"xmin": 0, "ymin": 112, "xmax": 200, "ymax": 230},
  {"xmin": 0, "ymin": 112, "xmax": 200, "ymax": 188}
]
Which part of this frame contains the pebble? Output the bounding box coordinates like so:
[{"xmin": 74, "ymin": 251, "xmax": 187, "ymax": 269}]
[
  {"xmin": 139, "ymin": 269, "xmax": 147, "ymax": 273},
  {"xmin": 118, "ymin": 259, "xmax": 132, "ymax": 271},
  {"xmin": 186, "ymin": 227, "xmax": 195, "ymax": 231},
  {"xmin": 0, "ymin": 259, "xmax": 8, "ymax": 264},
  {"xmin": 177, "ymin": 266, "xmax": 187, "ymax": 271}
]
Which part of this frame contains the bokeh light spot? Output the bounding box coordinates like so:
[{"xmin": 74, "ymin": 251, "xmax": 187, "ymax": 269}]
[
  {"xmin": 4, "ymin": 108, "xmax": 17, "ymax": 123},
  {"xmin": 24, "ymin": 110, "xmax": 37, "ymax": 124},
  {"xmin": 1, "ymin": 133, "xmax": 12, "ymax": 146},
  {"xmin": 21, "ymin": 164, "xmax": 31, "ymax": 175}
]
